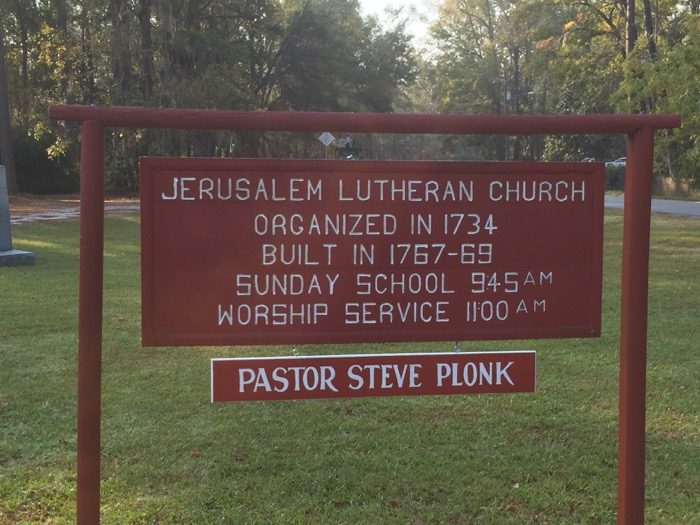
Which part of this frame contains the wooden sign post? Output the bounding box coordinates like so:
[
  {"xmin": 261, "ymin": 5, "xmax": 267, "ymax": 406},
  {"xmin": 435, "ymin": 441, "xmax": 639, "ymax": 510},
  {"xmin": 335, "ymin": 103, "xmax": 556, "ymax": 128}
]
[{"xmin": 48, "ymin": 105, "xmax": 680, "ymax": 525}]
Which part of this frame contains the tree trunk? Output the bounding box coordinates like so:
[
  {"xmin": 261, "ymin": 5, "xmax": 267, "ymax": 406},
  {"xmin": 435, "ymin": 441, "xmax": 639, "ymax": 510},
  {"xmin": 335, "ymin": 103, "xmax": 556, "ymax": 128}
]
[
  {"xmin": 13, "ymin": 1, "xmax": 29, "ymax": 90},
  {"xmin": 626, "ymin": 0, "xmax": 637, "ymax": 57},
  {"xmin": 53, "ymin": 0, "xmax": 68, "ymax": 30},
  {"xmin": 0, "ymin": 22, "xmax": 18, "ymax": 193},
  {"xmin": 642, "ymin": 0, "xmax": 656, "ymax": 58},
  {"xmin": 642, "ymin": 0, "xmax": 656, "ymax": 113},
  {"xmin": 111, "ymin": 0, "xmax": 132, "ymax": 103},
  {"xmin": 156, "ymin": 1, "xmax": 177, "ymax": 104},
  {"xmin": 80, "ymin": 21, "xmax": 98, "ymax": 104},
  {"xmin": 12, "ymin": 0, "xmax": 30, "ymax": 122},
  {"xmin": 52, "ymin": 0, "xmax": 73, "ymax": 102},
  {"xmin": 138, "ymin": 0, "xmax": 154, "ymax": 102},
  {"xmin": 510, "ymin": 45, "xmax": 522, "ymax": 160}
]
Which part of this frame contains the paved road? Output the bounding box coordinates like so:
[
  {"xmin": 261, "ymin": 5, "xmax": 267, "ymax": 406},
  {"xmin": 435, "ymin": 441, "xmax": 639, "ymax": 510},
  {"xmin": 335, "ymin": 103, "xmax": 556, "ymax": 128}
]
[
  {"xmin": 604, "ymin": 196, "xmax": 700, "ymax": 217},
  {"xmin": 11, "ymin": 203, "xmax": 140, "ymax": 225},
  {"xmin": 9, "ymin": 198, "xmax": 699, "ymax": 224}
]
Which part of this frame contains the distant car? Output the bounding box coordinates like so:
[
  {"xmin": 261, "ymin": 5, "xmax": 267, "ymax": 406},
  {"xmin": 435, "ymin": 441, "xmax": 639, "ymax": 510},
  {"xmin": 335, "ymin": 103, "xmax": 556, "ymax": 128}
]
[
  {"xmin": 605, "ymin": 157, "xmax": 626, "ymax": 168},
  {"xmin": 335, "ymin": 145, "xmax": 362, "ymax": 160},
  {"xmin": 581, "ymin": 157, "xmax": 596, "ymax": 162}
]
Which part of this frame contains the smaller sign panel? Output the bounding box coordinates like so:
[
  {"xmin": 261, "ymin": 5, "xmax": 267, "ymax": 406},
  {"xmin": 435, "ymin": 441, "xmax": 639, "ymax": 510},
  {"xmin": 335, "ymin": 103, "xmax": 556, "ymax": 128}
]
[{"xmin": 211, "ymin": 351, "xmax": 535, "ymax": 402}]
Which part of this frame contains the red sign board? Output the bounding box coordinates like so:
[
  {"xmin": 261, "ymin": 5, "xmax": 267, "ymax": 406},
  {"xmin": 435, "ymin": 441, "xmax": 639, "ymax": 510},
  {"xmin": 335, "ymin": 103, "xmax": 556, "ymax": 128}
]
[
  {"xmin": 140, "ymin": 158, "xmax": 604, "ymax": 346},
  {"xmin": 211, "ymin": 351, "xmax": 535, "ymax": 402}
]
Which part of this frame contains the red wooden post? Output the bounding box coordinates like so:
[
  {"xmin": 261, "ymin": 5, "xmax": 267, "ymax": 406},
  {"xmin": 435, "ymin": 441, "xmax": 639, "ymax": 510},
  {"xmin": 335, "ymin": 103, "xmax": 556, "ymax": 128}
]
[
  {"xmin": 617, "ymin": 126, "xmax": 654, "ymax": 525},
  {"xmin": 77, "ymin": 120, "xmax": 105, "ymax": 525},
  {"xmin": 48, "ymin": 105, "xmax": 681, "ymax": 135}
]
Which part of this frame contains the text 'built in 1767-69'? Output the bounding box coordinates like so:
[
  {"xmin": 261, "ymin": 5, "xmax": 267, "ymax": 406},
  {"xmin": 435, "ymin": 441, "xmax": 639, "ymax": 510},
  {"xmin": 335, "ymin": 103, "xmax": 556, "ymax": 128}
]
[{"xmin": 140, "ymin": 158, "xmax": 604, "ymax": 347}]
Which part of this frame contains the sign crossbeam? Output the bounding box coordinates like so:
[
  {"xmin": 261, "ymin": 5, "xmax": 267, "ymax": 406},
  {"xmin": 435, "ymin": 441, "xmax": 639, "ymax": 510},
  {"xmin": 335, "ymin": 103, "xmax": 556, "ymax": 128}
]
[
  {"xmin": 47, "ymin": 105, "xmax": 681, "ymax": 525},
  {"xmin": 49, "ymin": 104, "xmax": 679, "ymax": 135}
]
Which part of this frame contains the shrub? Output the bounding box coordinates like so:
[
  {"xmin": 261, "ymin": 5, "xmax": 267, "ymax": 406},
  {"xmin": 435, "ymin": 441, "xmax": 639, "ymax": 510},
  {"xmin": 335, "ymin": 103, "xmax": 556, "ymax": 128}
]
[
  {"xmin": 605, "ymin": 165, "xmax": 625, "ymax": 191},
  {"xmin": 12, "ymin": 129, "xmax": 78, "ymax": 194}
]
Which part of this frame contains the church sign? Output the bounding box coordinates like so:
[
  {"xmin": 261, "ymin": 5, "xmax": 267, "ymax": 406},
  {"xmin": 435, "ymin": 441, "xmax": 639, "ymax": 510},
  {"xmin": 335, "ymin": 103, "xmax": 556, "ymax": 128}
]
[{"xmin": 140, "ymin": 158, "xmax": 604, "ymax": 347}]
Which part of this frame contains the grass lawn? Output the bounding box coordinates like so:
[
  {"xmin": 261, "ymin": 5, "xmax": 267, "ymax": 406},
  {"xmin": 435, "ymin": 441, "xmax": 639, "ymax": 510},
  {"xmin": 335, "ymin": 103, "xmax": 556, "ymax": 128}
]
[{"xmin": 1, "ymin": 210, "xmax": 698, "ymax": 524}]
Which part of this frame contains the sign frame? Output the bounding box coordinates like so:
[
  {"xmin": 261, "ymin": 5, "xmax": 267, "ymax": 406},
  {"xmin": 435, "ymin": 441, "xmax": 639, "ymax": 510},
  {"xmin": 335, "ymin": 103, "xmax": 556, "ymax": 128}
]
[{"xmin": 47, "ymin": 104, "xmax": 681, "ymax": 525}]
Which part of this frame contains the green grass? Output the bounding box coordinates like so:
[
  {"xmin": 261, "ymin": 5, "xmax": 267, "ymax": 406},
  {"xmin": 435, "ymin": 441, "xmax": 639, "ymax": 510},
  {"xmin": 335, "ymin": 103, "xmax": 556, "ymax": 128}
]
[{"xmin": 1, "ymin": 211, "xmax": 698, "ymax": 524}]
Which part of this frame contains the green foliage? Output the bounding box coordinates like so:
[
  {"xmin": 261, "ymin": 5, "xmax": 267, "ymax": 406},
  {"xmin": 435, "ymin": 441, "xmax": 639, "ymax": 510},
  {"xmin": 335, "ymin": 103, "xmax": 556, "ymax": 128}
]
[
  {"xmin": 649, "ymin": 13, "xmax": 700, "ymax": 186},
  {"xmin": 11, "ymin": 126, "xmax": 78, "ymax": 194},
  {"xmin": 605, "ymin": 165, "xmax": 625, "ymax": 191},
  {"xmin": 1, "ymin": 0, "xmax": 696, "ymax": 188},
  {"xmin": 2, "ymin": 0, "xmax": 417, "ymax": 191},
  {"xmin": 429, "ymin": 0, "xmax": 695, "ymax": 186}
]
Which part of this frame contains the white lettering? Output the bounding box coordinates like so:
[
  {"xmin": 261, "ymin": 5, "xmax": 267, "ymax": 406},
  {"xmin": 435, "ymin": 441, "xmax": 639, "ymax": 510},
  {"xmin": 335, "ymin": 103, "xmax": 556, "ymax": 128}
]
[
  {"xmin": 344, "ymin": 301, "xmax": 450, "ymax": 325},
  {"xmin": 217, "ymin": 303, "xmax": 328, "ymax": 326},
  {"xmin": 434, "ymin": 361, "xmax": 516, "ymax": 388},
  {"xmin": 489, "ymin": 179, "xmax": 588, "ymax": 203}
]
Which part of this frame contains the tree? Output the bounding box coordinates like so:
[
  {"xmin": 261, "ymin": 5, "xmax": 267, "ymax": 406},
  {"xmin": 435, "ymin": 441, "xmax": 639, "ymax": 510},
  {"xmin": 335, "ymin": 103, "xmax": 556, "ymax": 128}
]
[
  {"xmin": 648, "ymin": 12, "xmax": 700, "ymax": 185},
  {"xmin": 431, "ymin": 0, "xmax": 567, "ymax": 160},
  {"xmin": 11, "ymin": 0, "xmax": 696, "ymax": 191},
  {"xmin": 246, "ymin": 0, "xmax": 416, "ymax": 113},
  {"xmin": 0, "ymin": 18, "xmax": 18, "ymax": 193}
]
